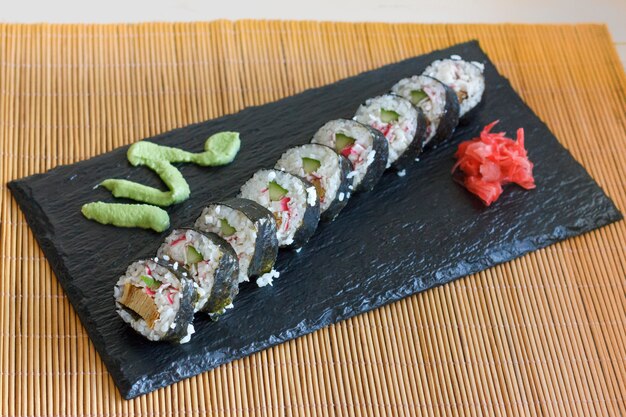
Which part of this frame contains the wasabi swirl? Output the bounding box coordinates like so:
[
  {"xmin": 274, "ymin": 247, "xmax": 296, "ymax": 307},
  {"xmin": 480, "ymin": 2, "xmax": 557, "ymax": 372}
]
[
  {"xmin": 81, "ymin": 203, "xmax": 170, "ymax": 232},
  {"xmin": 82, "ymin": 131, "xmax": 241, "ymax": 232},
  {"xmin": 101, "ymin": 132, "xmax": 241, "ymax": 207}
]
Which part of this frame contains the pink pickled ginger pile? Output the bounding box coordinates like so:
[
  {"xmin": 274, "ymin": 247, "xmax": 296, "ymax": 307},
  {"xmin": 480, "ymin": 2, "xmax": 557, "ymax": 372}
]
[{"xmin": 452, "ymin": 120, "xmax": 536, "ymax": 206}]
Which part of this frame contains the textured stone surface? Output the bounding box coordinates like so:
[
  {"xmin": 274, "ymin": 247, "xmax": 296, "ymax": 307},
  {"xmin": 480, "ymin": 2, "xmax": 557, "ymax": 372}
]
[{"xmin": 8, "ymin": 41, "xmax": 622, "ymax": 399}]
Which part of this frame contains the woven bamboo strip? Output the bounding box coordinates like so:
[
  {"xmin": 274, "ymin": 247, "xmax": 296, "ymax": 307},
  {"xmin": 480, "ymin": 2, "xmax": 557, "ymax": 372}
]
[{"xmin": 0, "ymin": 21, "xmax": 625, "ymax": 416}]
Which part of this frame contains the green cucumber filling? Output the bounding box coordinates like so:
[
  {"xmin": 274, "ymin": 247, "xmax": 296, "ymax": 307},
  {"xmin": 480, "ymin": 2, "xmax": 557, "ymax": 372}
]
[
  {"xmin": 220, "ymin": 219, "xmax": 236, "ymax": 237},
  {"xmin": 186, "ymin": 246, "xmax": 204, "ymax": 264},
  {"xmin": 302, "ymin": 157, "xmax": 321, "ymax": 174},
  {"xmin": 141, "ymin": 275, "xmax": 161, "ymax": 289},
  {"xmin": 335, "ymin": 133, "xmax": 355, "ymax": 152},
  {"xmin": 268, "ymin": 180, "xmax": 288, "ymax": 201},
  {"xmin": 410, "ymin": 89, "xmax": 428, "ymax": 105},
  {"xmin": 380, "ymin": 108, "xmax": 400, "ymax": 123}
]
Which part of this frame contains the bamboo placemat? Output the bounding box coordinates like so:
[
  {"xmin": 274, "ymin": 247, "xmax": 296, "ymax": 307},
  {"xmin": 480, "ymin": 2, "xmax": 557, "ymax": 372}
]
[{"xmin": 1, "ymin": 21, "xmax": 625, "ymax": 416}]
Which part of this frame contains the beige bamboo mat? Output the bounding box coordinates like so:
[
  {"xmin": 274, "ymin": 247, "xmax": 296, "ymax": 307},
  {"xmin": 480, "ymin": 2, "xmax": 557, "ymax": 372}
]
[{"xmin": 1, "ymin": 21, "xmax": 625, "ymax": 416}]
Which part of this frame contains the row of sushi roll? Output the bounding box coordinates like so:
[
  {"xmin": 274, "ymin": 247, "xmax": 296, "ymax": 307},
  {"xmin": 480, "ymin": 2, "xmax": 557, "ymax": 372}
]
[{"xmin": 114, "ymin": 55, "xmax": 486, "ymax": 343}]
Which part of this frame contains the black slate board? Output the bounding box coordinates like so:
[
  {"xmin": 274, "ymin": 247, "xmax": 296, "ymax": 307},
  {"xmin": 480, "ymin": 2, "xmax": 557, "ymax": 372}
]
[{"xmin": 8, "ymin": 41, "xmax": 622, "ymax": 399}]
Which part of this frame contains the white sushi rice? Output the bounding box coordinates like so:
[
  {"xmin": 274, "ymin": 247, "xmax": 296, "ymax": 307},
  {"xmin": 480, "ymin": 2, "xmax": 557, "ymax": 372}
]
[
  {"xmin": 354, "ymin": 94, "xmax": 419, "ymax": 166},
  {"xmin": 257, "ymin": 269, "xmax": 280, "ymax": 287},
  {"xmin": 179, "ymin": 324, "xmax": 196, "ymax": 344},
  {"xmin": 157, "ymin": 229, "xmax": 223, "ymax": 312},
  {"xmin": 391, "ymin": 75, "xmax": 447, "ymax": 145},
  {"xmin": 311, "ymin": 119, "xmax": 378, "ymax": 189},
  {"xmin": 275, "ymin": 144, "xmax": 342, "ymax": 213},
  {"xmin": 195, "ymin": 204, "xmax": 257, "ymax": 283},
  {"xmin": 306, "ymin": 186, "xmax": 317, "ymax": 206},
  {"xmin": 422, "ymin": 57, "xmax": 485, "ymax": 117},
  {"xmin": 114, "ymin": 259, "xmax": 191, "ymax": 342},
  {"xmin": 239, "ymin": 169, "xmax": 309, "ymax": 247}
]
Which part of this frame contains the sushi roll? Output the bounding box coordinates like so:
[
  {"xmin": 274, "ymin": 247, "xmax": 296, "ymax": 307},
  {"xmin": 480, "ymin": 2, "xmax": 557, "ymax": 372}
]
[
  {"xmin": 157, "ymin": 228, "xmax": 239, "ymax": 316},
  {"xmin": 391, "ymin": 75, "xmax": 460, "ymax": 149},
  {"xmin": 353, "ymin": 94, "xmax": 427, "ymax": 169},
  {"xmin": 275, "ymin": 144, "xmax": 352, "ymax": 221},
  {"xmin": 114, "ymin": 258, "xmax": 196, "ymax": 343},
  {"xmin": 422, "ymin": 56, "xmax": 485, "ymax": 122},
  {"xmin": 195, "ymin": 198, "xmax": 279, "ymax": 283},
  {"xmin": 311, "ymin": 119, "xmax": 389, "ymax": 193},
  {"xmin": 239, "ymin": 169, "xmax": 320, "ymax": 249}
]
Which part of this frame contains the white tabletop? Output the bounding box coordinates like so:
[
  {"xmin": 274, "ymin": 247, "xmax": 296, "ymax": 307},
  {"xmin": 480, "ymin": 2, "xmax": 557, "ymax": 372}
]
[{"xmin": 2, "ymin": 0, "xmax": 625, "ymax": 68}]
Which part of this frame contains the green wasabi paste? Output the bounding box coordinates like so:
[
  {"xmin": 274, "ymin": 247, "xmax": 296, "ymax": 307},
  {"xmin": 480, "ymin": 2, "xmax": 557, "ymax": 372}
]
[
  {"xmin": 101, "ymin": 159, "xmax": 190, "ymax": 207},
  {"xmin": 126, "ymin": 131, "xmax": 241, "ymax": 167},
  {"xmin": 82, "ymin": 131, "xmax": 241, "ymax": 231},
  {"xmin": 100, "ymin": 131, "xmax": 240, "ymax": 207},
  {"xmin": 81, "ymin": 202, "xmax": 170, "ymax": 233}
]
